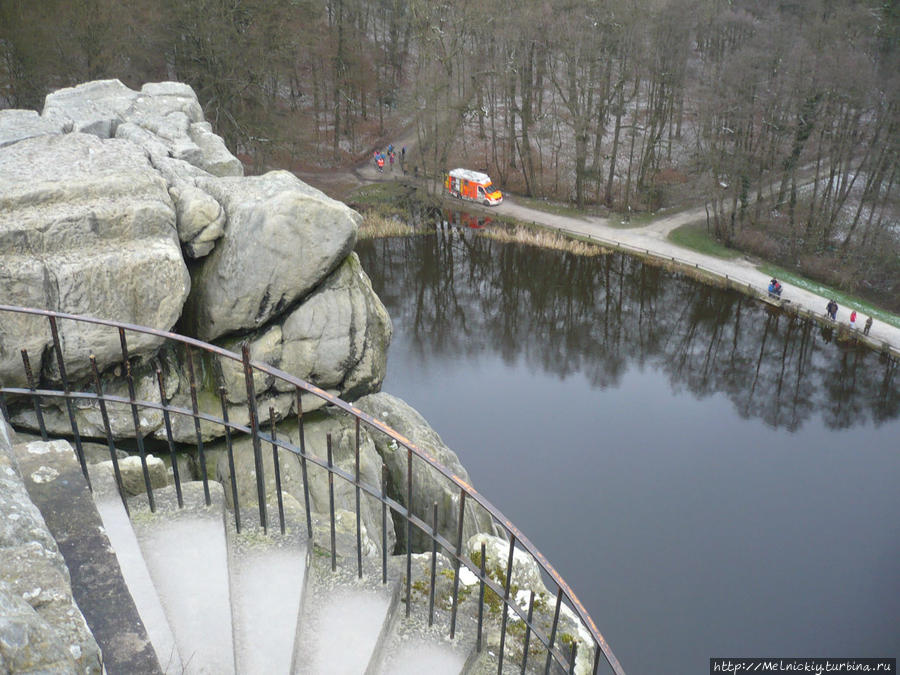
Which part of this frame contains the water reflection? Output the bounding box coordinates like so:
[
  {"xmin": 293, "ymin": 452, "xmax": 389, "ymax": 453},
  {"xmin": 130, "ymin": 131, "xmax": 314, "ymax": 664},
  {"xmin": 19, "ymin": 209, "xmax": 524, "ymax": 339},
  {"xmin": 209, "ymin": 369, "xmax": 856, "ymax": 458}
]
[{"xmin": 358, "ymin": 229, "xmax": 898, "ymax": 431}]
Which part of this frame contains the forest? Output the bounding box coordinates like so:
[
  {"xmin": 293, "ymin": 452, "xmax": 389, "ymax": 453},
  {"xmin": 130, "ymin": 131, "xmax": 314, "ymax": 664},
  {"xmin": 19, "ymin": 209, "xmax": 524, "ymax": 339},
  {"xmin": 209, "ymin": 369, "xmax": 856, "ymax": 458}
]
[{"xmin": 1, "ymin": 0, "xmax": 897, "ymax": 308}]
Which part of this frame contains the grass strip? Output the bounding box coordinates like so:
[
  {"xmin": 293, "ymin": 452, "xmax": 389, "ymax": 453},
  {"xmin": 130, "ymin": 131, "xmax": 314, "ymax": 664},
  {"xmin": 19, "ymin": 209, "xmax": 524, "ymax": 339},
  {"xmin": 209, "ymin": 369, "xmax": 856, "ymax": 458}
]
[{"xmin": 667, "ymin": 222, "xmax": 743, "ymax": 260}]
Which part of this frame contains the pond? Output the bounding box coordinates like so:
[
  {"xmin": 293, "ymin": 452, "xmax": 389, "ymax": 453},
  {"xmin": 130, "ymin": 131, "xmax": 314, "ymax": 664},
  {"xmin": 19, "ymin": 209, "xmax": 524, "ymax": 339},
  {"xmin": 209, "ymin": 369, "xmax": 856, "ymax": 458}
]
[{"xmin": 356, "ymin": 222, "xmax": 900, "ymax": 675}]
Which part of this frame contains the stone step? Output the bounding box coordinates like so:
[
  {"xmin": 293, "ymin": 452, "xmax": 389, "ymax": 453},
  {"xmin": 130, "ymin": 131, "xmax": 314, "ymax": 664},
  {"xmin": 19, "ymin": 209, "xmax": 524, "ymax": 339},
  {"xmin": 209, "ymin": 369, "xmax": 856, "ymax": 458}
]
[
  {"xmin": 371, "ymin": 553, "xmax": 475, "ymax": 675},
  {"xmin": 13, "ymin": 439, "xmax": 159, "ymax": 674},
  {"xmin": 373, "ymin": 621, "xmax": 471, "ymax": 675},
  {"xmin": 130, "ymin": 481, "xmax": 235, "ymax": 675},
  {"xmin": 88, "ymin": 461, "xmax": 183, "ymax": 673},
  {"xmin": 292, "ymin": 553, "xmax": 401, "ymax": 674},
  {"xmin": 225, "ymin": 507, "xmax": 308, "ymax": 675}
]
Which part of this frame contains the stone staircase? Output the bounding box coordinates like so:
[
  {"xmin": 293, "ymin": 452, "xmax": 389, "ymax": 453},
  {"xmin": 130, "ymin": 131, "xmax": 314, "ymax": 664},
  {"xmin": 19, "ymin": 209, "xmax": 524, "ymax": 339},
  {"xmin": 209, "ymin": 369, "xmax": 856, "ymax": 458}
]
[
  {"xmin": 0, "ymin": 307, "xmax": 623, "ymax": 675},
  {"xmin": 7, "ymin": 433, "xmax": 483, "ymax": 675}
]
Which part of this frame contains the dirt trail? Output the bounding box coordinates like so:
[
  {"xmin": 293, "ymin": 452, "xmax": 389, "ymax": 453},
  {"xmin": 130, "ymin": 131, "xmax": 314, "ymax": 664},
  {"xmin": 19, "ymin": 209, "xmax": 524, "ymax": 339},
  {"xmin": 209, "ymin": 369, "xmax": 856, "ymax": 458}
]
[{"xmin": 296, "ymin": 163, "xmax": 900, "ymax": 354}]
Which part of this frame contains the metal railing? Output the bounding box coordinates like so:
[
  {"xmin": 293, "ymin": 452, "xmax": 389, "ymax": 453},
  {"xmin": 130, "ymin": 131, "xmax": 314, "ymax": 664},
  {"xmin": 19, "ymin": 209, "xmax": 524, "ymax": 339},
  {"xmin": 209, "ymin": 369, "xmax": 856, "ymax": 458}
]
[{"xmin": 0, "ymin": 304, "xmax": 624, "ymax": 675}]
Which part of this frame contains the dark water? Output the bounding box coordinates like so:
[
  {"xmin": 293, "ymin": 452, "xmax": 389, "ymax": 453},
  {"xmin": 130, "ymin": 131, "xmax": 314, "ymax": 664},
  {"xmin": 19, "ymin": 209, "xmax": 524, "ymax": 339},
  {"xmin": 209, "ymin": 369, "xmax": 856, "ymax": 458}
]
[{"xmin": 356, "ymin": 227, "xmax": 900, "ymax": 675}]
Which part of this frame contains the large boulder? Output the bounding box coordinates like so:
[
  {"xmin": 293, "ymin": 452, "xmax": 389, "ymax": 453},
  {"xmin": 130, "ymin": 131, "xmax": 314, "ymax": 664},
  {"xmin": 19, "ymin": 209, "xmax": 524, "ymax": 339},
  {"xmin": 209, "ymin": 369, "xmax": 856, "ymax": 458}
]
[
  {"xmin": 153, "ymin": 250, "xmax": 391, "ymax": 444},
  {"xmin": 217, "ymin": 252, "xmax": 392, "ymax": 403},
  {"xmin": 0, "ymin": 132, "xmax": 191, "ymax": 386},
  {"xmin": 353, "ymin": 392, "xmax": 498, "ymax": 552},
  {"xmin": 182, "ymin": 170, "xmax": 361, "ymax": 341}
]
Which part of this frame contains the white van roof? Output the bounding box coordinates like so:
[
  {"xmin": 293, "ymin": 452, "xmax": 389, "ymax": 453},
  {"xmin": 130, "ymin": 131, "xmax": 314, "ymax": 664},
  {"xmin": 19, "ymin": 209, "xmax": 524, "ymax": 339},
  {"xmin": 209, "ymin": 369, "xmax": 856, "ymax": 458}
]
[{"xmin": 449, "ymin": 168, "xmax": 492, "ymax": 183}]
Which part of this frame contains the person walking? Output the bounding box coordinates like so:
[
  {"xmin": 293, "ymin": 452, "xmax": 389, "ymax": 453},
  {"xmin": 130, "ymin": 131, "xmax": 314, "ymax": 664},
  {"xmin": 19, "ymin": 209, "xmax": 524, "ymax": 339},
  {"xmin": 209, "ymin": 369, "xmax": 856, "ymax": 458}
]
[
  {"xmin": 389, "ymin": 151, "xmax": 395, "ymax": 172},
  {"xmin": 850, "ymin": 310, "xmax": 857, "ymax": 329},
  {"xmin": 826, "ymin": 299, "xmax": 838, "ymax": 320},
  {"xmin": 864, "ymin": 316, "xmax": 873, "ymax": 336}
]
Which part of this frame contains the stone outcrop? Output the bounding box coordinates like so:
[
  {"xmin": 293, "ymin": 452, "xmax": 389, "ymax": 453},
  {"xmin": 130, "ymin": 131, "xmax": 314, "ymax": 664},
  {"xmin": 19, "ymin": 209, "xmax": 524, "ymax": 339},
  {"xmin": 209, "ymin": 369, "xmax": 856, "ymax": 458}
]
[
  {"xmin": 353, "ymin": 392, "xmax": 498, "ymax": 551},
  {"xmin": 0, "ymin": 420, "xmax": 102, "ymax": 674},
  {"xmin": 42, "ymin": 80, "xmax": 241, "ymax": 177},
  {"xmin": 1, "ymin": 79, "xmax": 389, "ymax": 432},
  {"xmin": 0, "ymin": 132, "xmax": 190, "ymax": 386},
  {"xmin": 217, "ymin": 252, "xmax": 392, "ymax": 403}
]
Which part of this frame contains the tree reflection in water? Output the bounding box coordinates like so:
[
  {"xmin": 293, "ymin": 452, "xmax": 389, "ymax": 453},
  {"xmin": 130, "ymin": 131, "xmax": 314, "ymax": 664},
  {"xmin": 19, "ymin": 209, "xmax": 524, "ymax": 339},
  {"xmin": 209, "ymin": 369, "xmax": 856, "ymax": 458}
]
[{"xmin": 357, "ymin": 228, "xmax": 898, "ymax": 431}]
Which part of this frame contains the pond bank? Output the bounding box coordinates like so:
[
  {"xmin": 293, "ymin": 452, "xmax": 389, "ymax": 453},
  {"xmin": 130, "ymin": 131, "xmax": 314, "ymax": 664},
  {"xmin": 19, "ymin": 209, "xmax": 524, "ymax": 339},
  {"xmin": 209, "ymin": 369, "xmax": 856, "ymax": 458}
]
[{"xmin": 343, "ymin": 179, "xmax": 900, "ymax": 360}]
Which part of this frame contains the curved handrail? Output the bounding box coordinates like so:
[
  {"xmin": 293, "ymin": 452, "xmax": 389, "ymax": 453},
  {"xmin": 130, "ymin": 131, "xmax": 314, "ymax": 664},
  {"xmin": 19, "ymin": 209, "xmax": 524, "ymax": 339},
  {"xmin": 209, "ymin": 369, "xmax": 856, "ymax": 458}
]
[{"xmin": 0, "ymin": 304, "xmax": 625, "ymax": 674}]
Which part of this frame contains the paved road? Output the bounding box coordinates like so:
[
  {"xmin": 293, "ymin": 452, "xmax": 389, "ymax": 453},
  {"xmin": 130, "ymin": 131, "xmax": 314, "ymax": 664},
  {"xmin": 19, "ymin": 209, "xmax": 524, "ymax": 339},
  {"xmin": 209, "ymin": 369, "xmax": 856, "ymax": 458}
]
[{"xmin": 299, "ymin": 161, "xmax": 899, "ymax": 355}]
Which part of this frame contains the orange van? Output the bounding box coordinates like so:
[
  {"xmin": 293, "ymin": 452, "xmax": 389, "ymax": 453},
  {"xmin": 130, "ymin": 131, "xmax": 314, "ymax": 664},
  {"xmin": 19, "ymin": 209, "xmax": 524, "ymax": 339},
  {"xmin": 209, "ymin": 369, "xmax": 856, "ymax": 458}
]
[{"xmin": 445, "ymin": 168, "xmax": 503, "ymax": 206}]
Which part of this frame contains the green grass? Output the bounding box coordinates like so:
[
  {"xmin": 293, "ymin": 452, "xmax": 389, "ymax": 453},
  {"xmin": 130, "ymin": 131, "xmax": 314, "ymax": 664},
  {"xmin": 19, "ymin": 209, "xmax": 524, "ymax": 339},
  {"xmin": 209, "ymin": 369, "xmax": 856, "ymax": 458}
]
[
  {"xmin": 347, "ymin": 181, "xmax": 414, "ymax": 208},
  {"xmin": 758, "ymin": 264, "xmax": 900, "ymax": 329},
  {"xmin": 667, "ymin": 222, "xmax": 743, "ymax": 260}
]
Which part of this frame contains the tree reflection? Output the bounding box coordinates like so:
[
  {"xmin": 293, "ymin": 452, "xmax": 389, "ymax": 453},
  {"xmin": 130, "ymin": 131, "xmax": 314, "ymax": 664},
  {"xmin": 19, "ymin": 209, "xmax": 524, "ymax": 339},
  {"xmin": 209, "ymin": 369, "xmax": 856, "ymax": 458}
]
[{"xmin": 357, "ymin": 232, "xmax": 898, "ymax": 431}]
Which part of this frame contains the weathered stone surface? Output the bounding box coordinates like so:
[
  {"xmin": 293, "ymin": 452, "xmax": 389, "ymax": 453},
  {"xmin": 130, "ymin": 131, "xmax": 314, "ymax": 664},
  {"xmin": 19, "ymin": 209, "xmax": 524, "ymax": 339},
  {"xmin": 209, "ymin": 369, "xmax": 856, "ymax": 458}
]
[
  {"xmin": 41, "ymin": 79, "xmax": 241, "ymax": 177},
  {"xmin": 354, "ymin": 392, "xmax": 498, "ymax": 552},
  {"xmin": 0, "ymin": 581, "xmax": 79, "ymax": 674},
  {"xmin": 14, "ymin": 438, "xmax": 158, "ymax": 674},
  {"xmin": 11, "ymin": 354, "xmax": 165, "ymax": 439},
  {"xmin": 149, "ymin": 155, "xmax": 227, "ymax": 258},
  {"xmin": 99, "ymin": 454, "xmax": 168, "ymax": 496},
  {"xmin": 182, "ymin": 170, "xmax": 360, "ymax": 341},
  {"xmin": 0, "ymin": 132, "xmax": 190, "ymax": 386},
  {"xmin": 0, "ymin": 109, "xmax": 64, "ymax": 148},
  {"xmin": 464, "ymin": 533, "xmax": 598, "ymax": 675},
  {"xmin": 212, "ymin": 407, "xmax": 396, "ymax": 555},
  {"xmin": 311, "ymin": 508, "xmax": 380, "ymax": 560},
  {"xmin": 278, "ymin": 253, "xmax": 391, "ymax": 400},
  {"xmin": 169, "ymin": 183, "xmax": 226, "ymax": 257},
  {"xmin": 0, "ymin": 425, "xmax": 103, "ymax": 674},
  {"xmin": 41, "ymin": 79, "xmax": 137, "ymax": 137},
  {"xmin": 216, "ymin": 253, "xmax": 392, "ymax": 403}
]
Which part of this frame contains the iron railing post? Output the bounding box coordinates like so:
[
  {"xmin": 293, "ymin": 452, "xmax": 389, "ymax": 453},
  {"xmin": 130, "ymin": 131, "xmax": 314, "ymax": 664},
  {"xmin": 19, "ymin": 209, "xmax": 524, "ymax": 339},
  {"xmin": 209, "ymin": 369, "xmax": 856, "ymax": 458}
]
[
  {"xmin": 241, "ymin": 344, "xmax": 266, "ymax": 532},
  {"xmin": 47, "ymin": 316, "xmax": 89, "ymax": 488},
  {"xmin": 269, "ymin": 407, "xmax": 286, "ymax": 535},
  {"xmin": 157, "ymin": 370, "xmax": 183, "ymax": 509},
  {"xmin": 20, "ymin": 349, "xmax": 48, "ymax": 441},
  {"xmin": 219, "ymin": 387, "xmax": 240, "ymax": 532},
  {"xmin": 118, "ymin": 328, "xmax": 154, "ymax": 511},
  {"xmin": 185, "ymin": 346, "xmax": 211, "ymax": 506},
  {"xmin": 295, "ymin": 387, "xmax": 313, "ymax": 538},
  {"xmin": 327, "ymin": 433, "xmax": 336, "ymax": 571},
  {"xmin": 91, "ymin": 355, "xmax": 128, "ymax": 515},
  {"xmin": 498, "ymin": 535, "xmax": 517, "ymax": 674}
]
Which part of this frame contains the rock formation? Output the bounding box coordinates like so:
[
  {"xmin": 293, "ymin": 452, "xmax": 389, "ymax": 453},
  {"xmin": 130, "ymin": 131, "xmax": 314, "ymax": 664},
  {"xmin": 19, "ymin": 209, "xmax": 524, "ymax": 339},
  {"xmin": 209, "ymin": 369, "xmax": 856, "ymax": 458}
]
[
  {"xmin": 0, "ymin": 79, "xmax": 391, "ymax": 435},
  {"xmin": 0, "ymin": 77, "xmax": 493, "ymax": 560},
  {"xmin": 353, "ymin": 392, "xmax": 499, "ymax": 550}
]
